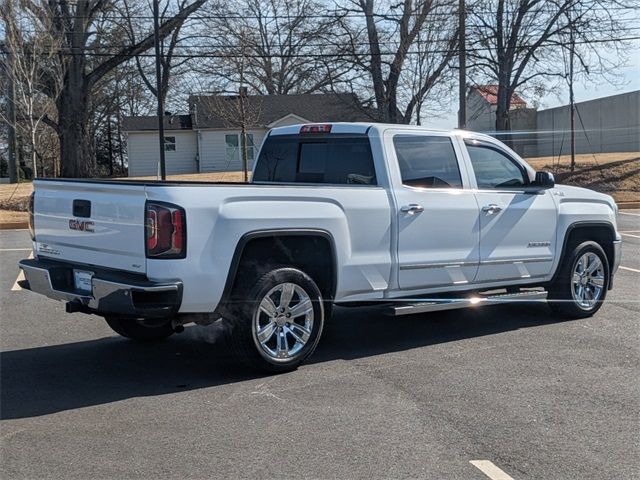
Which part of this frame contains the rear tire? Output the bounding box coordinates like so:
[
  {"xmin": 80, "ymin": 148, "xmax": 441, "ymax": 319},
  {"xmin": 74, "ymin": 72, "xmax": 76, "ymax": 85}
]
[
  {"xmin": 104, "ymin": 316, "xmax": 175, "ymax": 342},
  {"xmin": 548, "ymin": 241, "xmax": 609, "ymax": 318},
  {"xmin": 227, "ymin": 267, "xmax": 325, "ymax": 373}
]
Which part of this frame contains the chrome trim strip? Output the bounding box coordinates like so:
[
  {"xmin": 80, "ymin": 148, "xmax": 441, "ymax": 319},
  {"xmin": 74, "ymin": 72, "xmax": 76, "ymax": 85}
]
[
  {"xmin": 400, "ymin": 261, "xmax": 476, "ymax": 270},
  {"xmin": 400, "ymin": 257, "xmax": 553, "ymax": 270},
  {"xmin": 480, "ymin": 257, "xmax": 553, "ymax": 265}
]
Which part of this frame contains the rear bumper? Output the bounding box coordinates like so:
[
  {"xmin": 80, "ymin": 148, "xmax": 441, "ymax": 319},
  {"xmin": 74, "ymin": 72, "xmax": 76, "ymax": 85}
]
[{"xmin": 18, "ymin": 258, "xmax": 182, "ymax": 318}]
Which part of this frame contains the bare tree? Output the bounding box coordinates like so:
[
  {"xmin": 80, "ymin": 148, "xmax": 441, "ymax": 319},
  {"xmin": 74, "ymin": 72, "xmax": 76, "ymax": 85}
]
[
  {"xmin": 124, "ymin": 0, "xmax": 198, "ymax": 111},
  {"xmin": 333, "ymin": 0, "xmax": 459, "ymax": 123},
  {"xmin": 1, "ymin": 0, "xmax": 63, "ymax": 178},
  {"xmin": 195, "ymin": 0, "xmax": 347, "ymax": 95},
  {"xmin": 467, "ymin": 0, "xmax": 634, "ymax": 135},
  {"xmin": 10, "ymin": 0, "xmax": 206, "ymax": 178}
]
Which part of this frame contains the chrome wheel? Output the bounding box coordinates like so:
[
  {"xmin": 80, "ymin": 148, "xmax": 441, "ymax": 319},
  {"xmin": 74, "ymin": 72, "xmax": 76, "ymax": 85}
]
[
  {"xmin": 252, "ymin": 282, "xmax": 314, "ymax": 361},
  {"xmin": 571, "ymin": 252, "xmax": 605, "ymax": 310}
]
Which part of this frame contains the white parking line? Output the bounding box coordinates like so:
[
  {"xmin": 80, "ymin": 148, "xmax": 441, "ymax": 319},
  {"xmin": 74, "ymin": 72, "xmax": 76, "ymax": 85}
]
[
  {"xmin": 619, "ymin": 212, "xmax": 640, "ymax": 216},
  {"xmin": 621, "ymin": 233, "xmax": 640, "ymax": 239},
  {"xmin": 0, "ymin": 248, "xmax": 32, "ymax": 252},
  {"xmin": 620, "ymin": 266, "xmax": 640, "ymax": 273},
  {"xmin": 10, "ymin": 252, "xmax": 32, "ymax": 291},
  {"xmin": 470, "ymin": 460, "xmax": 516, "ymax": 480}
]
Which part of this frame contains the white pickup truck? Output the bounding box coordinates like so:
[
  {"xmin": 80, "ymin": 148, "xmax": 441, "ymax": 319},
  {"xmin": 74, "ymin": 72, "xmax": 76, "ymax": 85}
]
[{"xmin": 19, "ymin": 123, "xmax": 622, "ymax": 372}]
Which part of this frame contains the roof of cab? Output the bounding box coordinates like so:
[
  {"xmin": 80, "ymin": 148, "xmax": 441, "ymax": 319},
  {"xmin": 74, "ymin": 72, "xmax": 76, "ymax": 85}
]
[{"xmin": 268, "ymin": 122, "xmax": 483, "ymax": 137}]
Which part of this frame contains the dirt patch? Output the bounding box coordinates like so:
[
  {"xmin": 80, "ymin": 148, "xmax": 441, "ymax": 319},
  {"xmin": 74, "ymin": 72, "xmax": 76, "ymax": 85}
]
[{"xmin": 524, "ymin": 153, "xmax": 639, "ymax": 203}]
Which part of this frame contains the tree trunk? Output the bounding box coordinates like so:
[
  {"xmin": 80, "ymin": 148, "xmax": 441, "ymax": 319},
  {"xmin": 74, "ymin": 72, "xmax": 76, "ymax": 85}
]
[
  {"xmin": 494, "ymin": 83, "xmax": 513, "ymax": 148},
  {"xmin": 57, "ymin": 60, "xmax": 94, "ymax": 177},
  {"xmin": 30, "ymin": 129, "xmax": 38, "ymax": 179}
]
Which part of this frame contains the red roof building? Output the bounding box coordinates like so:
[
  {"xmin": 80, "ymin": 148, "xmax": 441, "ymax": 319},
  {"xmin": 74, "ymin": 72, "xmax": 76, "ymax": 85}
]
[{"xmin": 471, "ymin": 85, "xmax": 527, "ymax": 107}]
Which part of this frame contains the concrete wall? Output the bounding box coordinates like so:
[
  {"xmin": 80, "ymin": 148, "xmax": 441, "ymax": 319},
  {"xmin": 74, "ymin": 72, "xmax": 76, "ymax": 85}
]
[
  {"xmin": 126, "ymin": 131, "xmax": 198, "ymax": 177},
  {"xmin": 535, "ymin": 90, "xmax": 640, "ymax": 157}
]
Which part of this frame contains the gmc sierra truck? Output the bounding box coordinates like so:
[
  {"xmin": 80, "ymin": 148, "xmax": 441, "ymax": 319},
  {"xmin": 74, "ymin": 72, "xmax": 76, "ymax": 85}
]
[{"xmin": 19, "ymin": 123, "xmax": 622, "ymax": 372}]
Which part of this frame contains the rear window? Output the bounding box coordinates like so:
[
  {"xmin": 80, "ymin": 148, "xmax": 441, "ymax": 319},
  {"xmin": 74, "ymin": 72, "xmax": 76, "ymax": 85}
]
[{"xmin": 252, "ymin": 134, "xmax": 377, "ymax": 185}]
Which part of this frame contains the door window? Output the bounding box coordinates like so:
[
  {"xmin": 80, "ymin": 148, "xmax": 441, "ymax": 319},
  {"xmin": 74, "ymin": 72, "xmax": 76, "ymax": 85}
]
[
  {"xmin": 466, "ymin": 144, "xmax": 528, "ymax": 189},
  {"xmin": 393, "ymin": 135, "xmax": 463, "ymax": 188}
]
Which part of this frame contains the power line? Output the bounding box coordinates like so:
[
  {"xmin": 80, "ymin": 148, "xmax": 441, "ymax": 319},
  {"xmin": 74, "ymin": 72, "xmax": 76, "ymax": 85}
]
[{"xmin": 6, "ymin": 35, "xmax": 639, "ymax": 59}]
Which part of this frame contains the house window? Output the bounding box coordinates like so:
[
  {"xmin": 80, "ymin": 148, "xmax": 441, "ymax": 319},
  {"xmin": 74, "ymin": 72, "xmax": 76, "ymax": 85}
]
[
  {"xmin": 225, "ymin": 133, "xmax": 255, "ymax": 164},
  {"xmin": 244, "ymin": 134, "xmax": 255, "ymax": 162},
  {"xmin": 164, "ymin": 136, "xmax": 176, "ymax": 152},
  {"xmin": 225, "ymin": 134, "xmax": 239, "ymax": 163}
]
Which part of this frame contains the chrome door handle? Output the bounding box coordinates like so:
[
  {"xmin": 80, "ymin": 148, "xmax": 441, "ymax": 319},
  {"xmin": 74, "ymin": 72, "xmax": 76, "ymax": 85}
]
[
  {"xmin": 481, "ymin": 204, "xmax": 502, "ymax": 214},
  {"xmin": 401, "ymin": 204, "xmax": 424, "ymax": 215}
]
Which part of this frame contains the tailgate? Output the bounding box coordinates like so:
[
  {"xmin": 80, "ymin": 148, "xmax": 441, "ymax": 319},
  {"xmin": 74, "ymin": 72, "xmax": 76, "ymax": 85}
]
[{"xmin": 33, "ymin": 180, "xmax": 147, "ymax": 274}]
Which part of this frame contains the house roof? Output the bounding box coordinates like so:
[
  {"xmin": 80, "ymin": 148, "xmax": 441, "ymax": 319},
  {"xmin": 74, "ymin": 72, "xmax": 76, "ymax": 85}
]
[
  {"xmin": 189, "ymin": 92, "xmax": 373, "ymax": 129},
  {"xmin": 471, "ymin": 85, "xmax": 527, "ymax": 106},
  {"xmin": 122, "ymin": 114, "xmax": 192, "ymax": 132}
]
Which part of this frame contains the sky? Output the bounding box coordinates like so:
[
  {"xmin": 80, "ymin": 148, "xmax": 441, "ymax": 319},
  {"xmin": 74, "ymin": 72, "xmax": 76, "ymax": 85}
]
[{"xmin": 422, "ymin": 41, "xmax": 640, "ymax": 130}]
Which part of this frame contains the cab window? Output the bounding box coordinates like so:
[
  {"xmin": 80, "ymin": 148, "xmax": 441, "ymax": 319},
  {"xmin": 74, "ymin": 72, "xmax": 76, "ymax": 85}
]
[{"xmin": 466, "ymin": 143, "xmax": 528, "ymax": 189}]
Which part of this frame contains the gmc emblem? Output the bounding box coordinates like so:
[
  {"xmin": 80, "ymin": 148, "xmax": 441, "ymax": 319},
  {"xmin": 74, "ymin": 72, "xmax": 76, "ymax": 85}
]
[{"xmin": 69, "ymin": 219, "xmax": 95, "ymax": 232}]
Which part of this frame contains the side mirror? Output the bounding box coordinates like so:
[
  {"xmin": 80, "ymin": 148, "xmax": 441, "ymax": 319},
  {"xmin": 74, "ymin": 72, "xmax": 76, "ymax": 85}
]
[{"xmin": 532, "ymin": 171, "xmax": 555, "ymax": 189}]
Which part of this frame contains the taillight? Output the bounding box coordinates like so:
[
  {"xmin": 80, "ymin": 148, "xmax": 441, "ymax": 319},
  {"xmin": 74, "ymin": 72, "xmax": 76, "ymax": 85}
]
[
  {"xmin": 300, "ymin": 124, "xmax": 332, "ymax": 133},
  {"xmin": 28, "ymin": 192, "xmax": 35, "ymax": 240},
  {"xmin": 145, "ymin": 201, "xmax": 186, "ymax": 259}
]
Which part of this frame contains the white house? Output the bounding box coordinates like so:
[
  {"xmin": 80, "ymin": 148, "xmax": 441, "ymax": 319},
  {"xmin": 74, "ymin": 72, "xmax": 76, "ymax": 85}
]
[{"xmin": 122, "ymin": 93, "xmax": 371, "ymax": 177}]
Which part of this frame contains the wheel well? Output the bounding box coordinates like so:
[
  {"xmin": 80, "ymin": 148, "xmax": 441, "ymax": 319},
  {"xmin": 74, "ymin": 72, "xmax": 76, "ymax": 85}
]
[
  {"xmin": 226, "ymin": 232, "xmax": 337, "ymax": 303},
  {"xmin": 563, "ymin": 224, "xmax": 615, "ymax": 271}
]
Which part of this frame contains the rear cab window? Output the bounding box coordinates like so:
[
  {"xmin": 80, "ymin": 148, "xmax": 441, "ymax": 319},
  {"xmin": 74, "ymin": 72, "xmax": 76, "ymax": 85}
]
[
  {"xmin": 252, "ymin": 134, "xmax": 377, "ymax": 186},
  {"xmin": 393, "ymin": 135, "xmax": 463, "ymax": 189}
]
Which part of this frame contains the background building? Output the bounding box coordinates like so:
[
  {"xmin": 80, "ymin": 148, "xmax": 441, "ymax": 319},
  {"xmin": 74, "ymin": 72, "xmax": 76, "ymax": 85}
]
[
  {"xmin": 123, "ymin": 93, "xmax": 371, "ymax": 176},
  {"xmin": 467, "ymin": 87, "xmax": 640, "ymax": 158}
]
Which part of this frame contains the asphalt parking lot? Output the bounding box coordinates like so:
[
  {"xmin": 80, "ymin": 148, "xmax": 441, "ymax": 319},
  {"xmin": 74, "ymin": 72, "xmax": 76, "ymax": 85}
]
[{"xmin": 1, "ymin": 212, "xmax": 639, "ymax": 480}]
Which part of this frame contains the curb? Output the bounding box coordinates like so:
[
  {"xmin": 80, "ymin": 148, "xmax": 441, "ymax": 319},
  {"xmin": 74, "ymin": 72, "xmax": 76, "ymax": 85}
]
[
  {"xmin": 0, "ymin": 221, "xmax": 28, "ymax": 230},
  {"xmin": 618, "ymin": 202, "xmax": 640, "ymax": 210}
]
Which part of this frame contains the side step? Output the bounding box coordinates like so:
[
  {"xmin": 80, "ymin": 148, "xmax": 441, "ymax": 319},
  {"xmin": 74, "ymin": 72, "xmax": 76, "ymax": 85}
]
[{"xmin": 386, "ymin": 290, "xmax": 548, "ymax": 317}]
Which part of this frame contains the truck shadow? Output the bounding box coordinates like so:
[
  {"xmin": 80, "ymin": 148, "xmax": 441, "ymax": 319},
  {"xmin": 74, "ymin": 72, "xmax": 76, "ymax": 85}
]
[{"xmin": 1, "ymin": 302, "xmax": 561, "ymax": 420}]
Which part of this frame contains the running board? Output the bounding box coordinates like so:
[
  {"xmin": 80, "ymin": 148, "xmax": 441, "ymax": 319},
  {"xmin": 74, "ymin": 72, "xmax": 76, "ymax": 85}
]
[{"xmin": 386, "ymin": 290, "xmax": 548, "ymax": 317}]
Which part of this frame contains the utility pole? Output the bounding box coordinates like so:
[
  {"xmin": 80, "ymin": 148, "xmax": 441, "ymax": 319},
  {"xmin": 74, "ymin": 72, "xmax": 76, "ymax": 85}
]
[
  {"xmin": 239, "ymin": 27, "xmax": 249, "ymax": 182},
  {"xmin": 1, "ymin": 39, "xmax": 19, "ymax": 183},
  {"xmin": 457, "ymin": 0, "xmax": 466, "ymax": 129},
  {"xmin": 568, "ymin": 7, "xmax": 576, "ymax": 172},
  {"xmin": 153, "ymin": 0, "xmax": 167, "ymax": 180}
]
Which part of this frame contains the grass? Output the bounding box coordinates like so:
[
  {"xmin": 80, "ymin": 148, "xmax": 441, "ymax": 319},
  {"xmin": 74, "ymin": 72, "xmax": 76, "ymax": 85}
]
[{"xmin": 1, "ymin": 152, "xmax": 638, "ymax": 224}]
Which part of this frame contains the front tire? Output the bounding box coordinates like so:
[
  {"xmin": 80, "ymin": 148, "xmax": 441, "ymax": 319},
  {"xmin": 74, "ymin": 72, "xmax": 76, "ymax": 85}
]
[
  {"xmin": 548, "ymin": 241, "xmax": 609, "ymax": 318},
  {"xmin": 227, "ymin": 267, "xmax": 325, "ymax": 373},
  {"xmin": 104, "ymin": 316, "xmax": 175, "ymax": 342}
]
